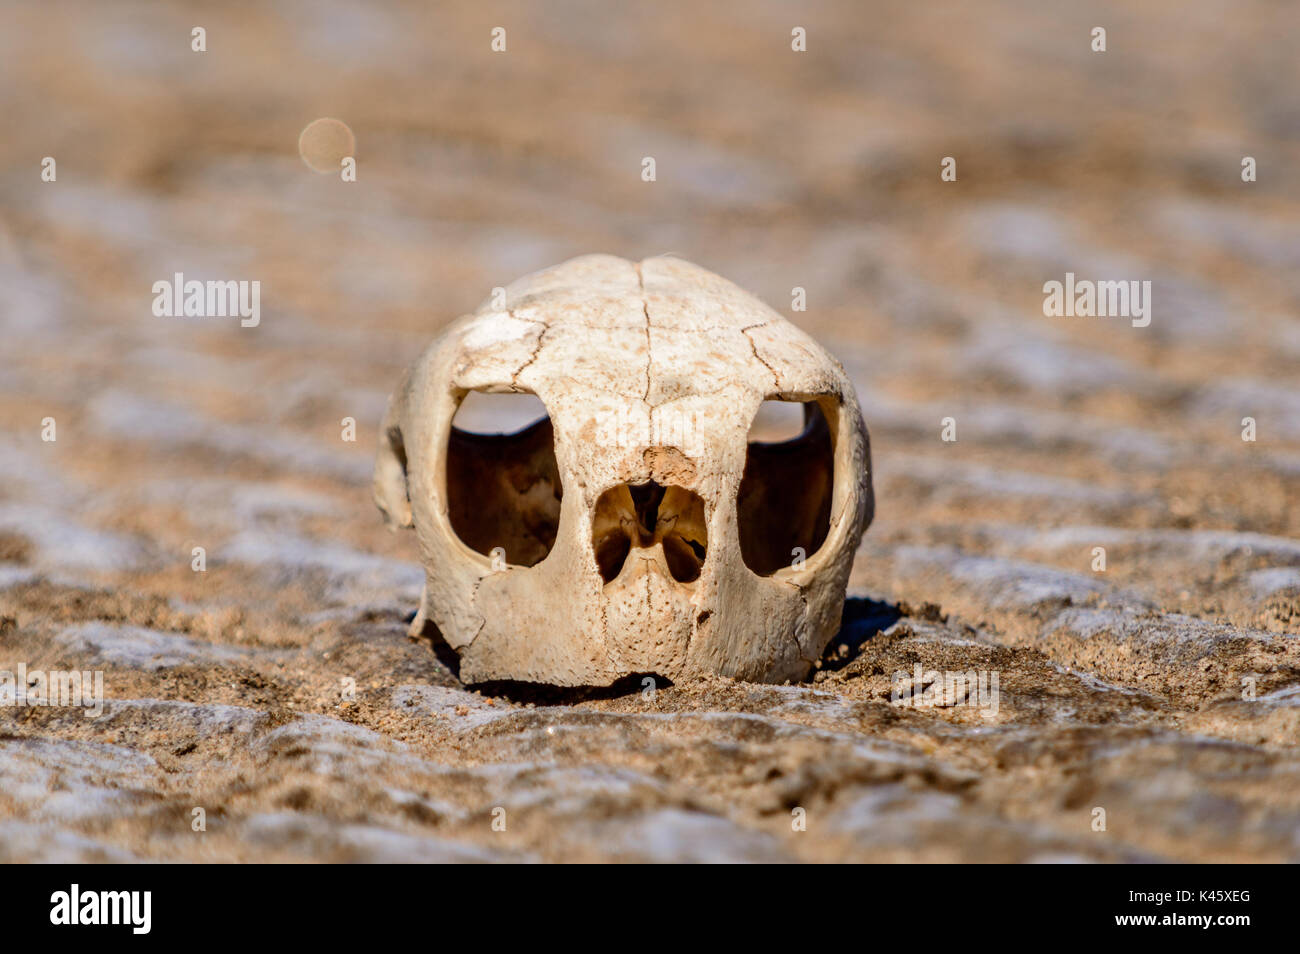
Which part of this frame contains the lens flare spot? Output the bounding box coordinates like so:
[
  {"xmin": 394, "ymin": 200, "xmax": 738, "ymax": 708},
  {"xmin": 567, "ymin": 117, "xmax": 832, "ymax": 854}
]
[{"xmin": 298, "ymin": 118, "xmax": 355, "ymax": 174}]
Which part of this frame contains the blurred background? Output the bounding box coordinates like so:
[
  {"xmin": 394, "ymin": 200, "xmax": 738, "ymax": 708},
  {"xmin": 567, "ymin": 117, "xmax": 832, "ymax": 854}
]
[
  {"xmin": 2, "ymin": 0, "xmax": 1298, "ymax": 566},
  {"xmin": 1, "ymin": 0, "xmax": 1299, "ymax": 862}
]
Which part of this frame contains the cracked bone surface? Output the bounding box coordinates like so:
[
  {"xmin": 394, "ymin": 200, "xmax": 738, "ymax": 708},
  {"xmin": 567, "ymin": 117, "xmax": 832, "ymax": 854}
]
[{"xmin": 374, "ymin": 254, "xmax": 873, "ymax": 685}]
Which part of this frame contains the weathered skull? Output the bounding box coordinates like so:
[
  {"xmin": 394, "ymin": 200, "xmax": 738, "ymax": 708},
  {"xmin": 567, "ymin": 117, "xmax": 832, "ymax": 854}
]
[{"xmin": 374, "ymin": 254, "xmax": 873, "ymax": 686}]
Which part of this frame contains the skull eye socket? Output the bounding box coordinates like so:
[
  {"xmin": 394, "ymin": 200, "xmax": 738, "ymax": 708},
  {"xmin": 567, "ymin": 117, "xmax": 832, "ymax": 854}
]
[
  {"xmin": 737, "ymin": 398, "xmax": 835, "ymax": 576},
  {"xmin": 445, "ymin": 390, "xmax": 562, "ymax": 568}
]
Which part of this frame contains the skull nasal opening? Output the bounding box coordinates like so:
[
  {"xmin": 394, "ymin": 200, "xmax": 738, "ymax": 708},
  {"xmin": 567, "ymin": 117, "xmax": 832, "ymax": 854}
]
[
  {"xmin": 445, "ymin": 390, "xmax": 562, "ymax": 568},
  {"xmin": 592, "ymin": 481, "xmax": 707, "ymax": 584}
]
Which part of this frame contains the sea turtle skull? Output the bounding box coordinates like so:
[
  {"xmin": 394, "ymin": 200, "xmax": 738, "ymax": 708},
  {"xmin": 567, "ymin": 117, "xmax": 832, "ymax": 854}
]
[{"xmin": 374, "ymin": 254, "xmax": 873, "ymax": 686}]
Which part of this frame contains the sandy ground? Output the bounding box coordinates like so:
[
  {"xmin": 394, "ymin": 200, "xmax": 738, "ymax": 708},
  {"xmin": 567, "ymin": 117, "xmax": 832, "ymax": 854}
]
[{"xmin": 1, "ymin": 0, "xmax": 1299, "ymax": 862}]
